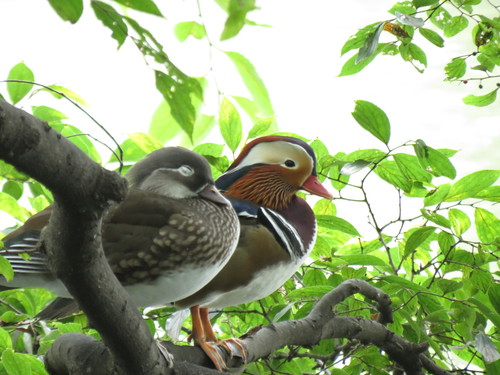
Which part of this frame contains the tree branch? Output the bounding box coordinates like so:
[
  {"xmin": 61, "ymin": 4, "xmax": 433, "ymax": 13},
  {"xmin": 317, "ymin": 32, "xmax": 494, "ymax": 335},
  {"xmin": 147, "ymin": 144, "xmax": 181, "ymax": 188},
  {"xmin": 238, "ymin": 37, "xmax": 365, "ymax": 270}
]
[{"xmin": 0, "ymin": 99, "xmax": 170, "ymax": 375}]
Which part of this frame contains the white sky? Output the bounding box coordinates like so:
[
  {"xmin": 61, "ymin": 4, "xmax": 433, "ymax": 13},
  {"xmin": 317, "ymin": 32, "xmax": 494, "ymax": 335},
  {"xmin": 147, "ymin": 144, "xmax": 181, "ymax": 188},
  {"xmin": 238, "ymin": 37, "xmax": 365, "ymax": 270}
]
[{"xmin": 1, "ymin": 0, "xmax": 499, "ymax": 235}]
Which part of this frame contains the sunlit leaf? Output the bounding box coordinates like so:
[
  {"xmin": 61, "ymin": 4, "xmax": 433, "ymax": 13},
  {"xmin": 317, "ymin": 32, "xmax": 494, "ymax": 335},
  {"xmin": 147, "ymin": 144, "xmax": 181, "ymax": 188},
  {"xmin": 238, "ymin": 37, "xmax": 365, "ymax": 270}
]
[
  {"xmin": 174, "ymin": 21, "xmax": 206, "ymax": 42},
  {"xmin": 0, "ymin": 192, "xmax": 31, "ymax": 221},
  {"xmin": 352, "ymin": 100, "xmax": 390, "ymax": 144},
  {"xmin": 7, "ymin": 62, "xmax": 34, "ymax": 104},
  {"xmin": 1, "ymin": 349, "xmax": 30, "ymax": 375},
  {"xmin": 488, "ymin": 283, "xmax": 500, "ymax": 315},
  {"xmin": 424, "ymin": 183, "xmax": 451, "ymax": 206},
  {"xmin": 247, "ymin": 117, "xmax": 274, "ymax": 139},
  {"xmin": 394, "ymin": 153, "xmax": 432, "ymax": 183},
  {"xmin": 444, "ymin": 16, "xmax": 468, "ymax": 37},
  {"xmin": 463, "ymin": 89, "xmax": 498, "ymax": 107},
  {"xmin": 316, "ymin": 215, "xmax": 360, "ymax": 237},
  {"xmin": 446, "ymin": 170, "xmax": 500, "ymax": 201},
  {"xmin": 220, "ymin": 0, "xmax": 256, "ymax": 41},
  {"xmin": 419, "ymin": 27, "xmax": 444, "ymax": 47},
  {"xmin": 112, "ymin": 0, "xmax": 163, "ymax": 17},
  {"xmin": 32, "ymin": 105, "xmax": 67, "ymax": 123},
  {"xmin": 445, "ymin": 58, "xmax": 466, "ymax": 80},
  {"xmin": 148, "ymin": 101, "xmax": 181, "ymax": 143},
  {"xmin": 475, "ymin": 207, "xmax": 500, "ymax": 243},
  {"xmin": 219, "ymin": 98, "xmax": 242, "ymax": 153},
  {"xmin": 449, "ymin": 208, "xmax": 471, "ymax": 236},
  {"xmin": 474, "ymin": 186, "xmax": 500, "ymax": 202},
  {"xmin": 421, "ymin": 210, "xmax": 450, "ymax": 228},
  {"xmin": 374, "ymin": 160, "xmax": 412, "ymax": 192},
  {"xmin": 405, "ymin": 226, "xmax": 436, "ymax": 255},
  {"xmin": 47, "ymin": 0, "xmax": 83, "ymax": 23},
  {"xmin": 225, "ymin": 51, "xmax": 274, "ymax": 116},
  {"xmin": 128, "ymin": 132, "xmax": 163, "ymax": 153},
  {"xmin": 0, "ymin": 256, "xmax": 14, "ymax": 283},
  {"xmin": 92, "ymin": 1, "xmax": 128, "ymax": 47},
  {"xmin": 414, "ymin": 140, "xmax": 456, "ymax": 179}
]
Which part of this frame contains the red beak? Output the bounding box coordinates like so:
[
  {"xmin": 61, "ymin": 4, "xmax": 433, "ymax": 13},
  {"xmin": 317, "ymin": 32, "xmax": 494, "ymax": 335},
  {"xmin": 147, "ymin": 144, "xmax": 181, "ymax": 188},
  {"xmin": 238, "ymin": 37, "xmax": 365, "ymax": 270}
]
[{"xmin": 302, "ymin": 175, "xmax": 333, "ymax": 200}]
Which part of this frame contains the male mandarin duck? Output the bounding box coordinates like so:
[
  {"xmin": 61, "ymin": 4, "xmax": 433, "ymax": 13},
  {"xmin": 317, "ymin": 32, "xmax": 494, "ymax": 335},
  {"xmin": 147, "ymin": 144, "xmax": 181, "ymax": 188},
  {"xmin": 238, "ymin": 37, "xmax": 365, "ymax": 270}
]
[
  {"xmin": 175, "ymin": 135, "xmax": 333, "ymax": 370},
  {"xmin": 0, "ymin": 147, "xmax": 239, "ymax": 308}
]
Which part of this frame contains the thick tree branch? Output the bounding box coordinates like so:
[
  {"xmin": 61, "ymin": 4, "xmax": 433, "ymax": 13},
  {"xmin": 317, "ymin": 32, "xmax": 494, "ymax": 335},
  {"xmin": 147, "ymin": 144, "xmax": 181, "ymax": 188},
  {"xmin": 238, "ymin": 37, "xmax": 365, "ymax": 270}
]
[{"xmin": 0, "ymin": 100, "xmax": 171, "ymax": 375}]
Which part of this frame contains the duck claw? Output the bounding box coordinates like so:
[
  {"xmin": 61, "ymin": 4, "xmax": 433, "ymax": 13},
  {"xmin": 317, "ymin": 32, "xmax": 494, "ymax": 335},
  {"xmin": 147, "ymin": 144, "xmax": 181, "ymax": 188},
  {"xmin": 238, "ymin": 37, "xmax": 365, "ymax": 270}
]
[{"xmin": 157, "ymin": 342, "xmax": 175, "ymax": 368}]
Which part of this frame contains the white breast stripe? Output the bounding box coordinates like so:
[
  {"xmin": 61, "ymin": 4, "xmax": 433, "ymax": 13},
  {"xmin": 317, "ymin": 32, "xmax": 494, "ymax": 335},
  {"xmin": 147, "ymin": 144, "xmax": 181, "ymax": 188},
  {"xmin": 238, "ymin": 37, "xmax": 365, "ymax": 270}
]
[{"xmin": 260, "ymin": 208, "xmax": 304, "ymax": 260}]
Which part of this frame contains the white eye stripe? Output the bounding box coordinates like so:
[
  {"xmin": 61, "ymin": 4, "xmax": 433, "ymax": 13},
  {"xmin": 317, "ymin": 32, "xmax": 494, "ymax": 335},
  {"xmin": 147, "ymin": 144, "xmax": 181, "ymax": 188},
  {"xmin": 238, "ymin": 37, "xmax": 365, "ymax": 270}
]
[{"xmin": 178, "ymin": 165, "xmax": 194, "ymax": 176}]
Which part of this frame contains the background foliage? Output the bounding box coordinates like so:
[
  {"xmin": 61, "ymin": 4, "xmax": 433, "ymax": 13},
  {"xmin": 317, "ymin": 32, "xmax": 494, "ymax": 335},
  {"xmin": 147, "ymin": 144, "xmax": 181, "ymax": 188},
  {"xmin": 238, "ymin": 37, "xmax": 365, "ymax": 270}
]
[{"xmin": 0, "ymin": 0, "xmax": 499, "ymax": 374}]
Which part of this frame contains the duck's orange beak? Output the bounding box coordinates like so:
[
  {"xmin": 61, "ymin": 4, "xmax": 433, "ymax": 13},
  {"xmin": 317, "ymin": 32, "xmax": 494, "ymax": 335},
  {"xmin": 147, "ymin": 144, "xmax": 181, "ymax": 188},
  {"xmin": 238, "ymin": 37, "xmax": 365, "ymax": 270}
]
[{"xmin": 302, "ymin": 175, "xmax": 333, "ymax": 200}]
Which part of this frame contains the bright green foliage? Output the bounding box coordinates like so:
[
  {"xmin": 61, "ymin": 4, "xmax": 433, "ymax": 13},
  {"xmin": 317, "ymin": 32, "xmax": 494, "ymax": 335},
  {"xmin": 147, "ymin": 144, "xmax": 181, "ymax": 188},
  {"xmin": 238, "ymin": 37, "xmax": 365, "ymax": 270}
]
[
  {"xmin": 1, "ymin": 2, "xmax": 499, "ymax": 375},
  {"xmin": 7, "ymin": 63, "xmax": 34, "ymax": 105},
  {"xmin": 340, "ymin": 0, "xmax": 500, "ymax": 106},
  {"xmin": 351, "ymin": 100, "xmax": 391, "ymax": 144},
  {"xmin": 47, "ymin": 0, "xmax": 83, "ymax": 23}
]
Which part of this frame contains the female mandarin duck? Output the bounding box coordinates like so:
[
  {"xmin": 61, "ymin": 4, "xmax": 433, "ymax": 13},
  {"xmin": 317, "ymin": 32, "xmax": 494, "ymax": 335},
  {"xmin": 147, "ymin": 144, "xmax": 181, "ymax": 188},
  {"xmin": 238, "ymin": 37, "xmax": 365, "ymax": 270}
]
[
  {"xmin": 0, "ymin": 147, "xmax": 239, "ymax": 308},
  {"xmin": 175, "ymin": 135, "xmax": 333, "ymax": 371}
]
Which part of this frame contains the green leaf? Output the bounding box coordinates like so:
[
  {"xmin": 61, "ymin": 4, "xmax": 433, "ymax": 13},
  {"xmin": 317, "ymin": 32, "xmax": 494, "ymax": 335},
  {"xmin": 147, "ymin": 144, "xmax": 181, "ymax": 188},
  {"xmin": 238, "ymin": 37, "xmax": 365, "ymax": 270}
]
[
  {"xmin": 225, "ymin": 51, "xmax": 274, "ymax": 116},
  {"xmin": 47, "ymin": 0, "xmax": 83, "ymax": 23},
  {"xmin": 7, "ymin": 62, "xmax": 34, "ymax": 104},
  {"xmin": 148, "ymin": 101, "xmax": 181, "ymax": 144},
  {"xmin": 356, "ymin": 22, "xmax": 385, "ymax": 63},
  {"xmin": 340, "ymin": 43, "xmax": 399, "ymax": 77},
  {"xmin": 155, "ymin": 71, "xmax": 198, "ymax": 140},
  {"xmin": 174, "ymin": 21, "xmax": 206, "ymax": 42},
  {"xmin": 0, "ymin": 327, "xmax": 12, "ymax": 351},
  {"xmin": 449, "ymin": 208, "xmax": 471, "ymax": 236},
  {"xmin": 413, "ymin": 0, "xmax": 439, "ymax": 8},
  {"xmin": 32, "ymin": 105, "xmax": 67, "ymax": 123},
  {"xmin": 446, "ymin": 170, "xmax": 500, "ymax": 201},
  {"xmin": 247, "ymin": 117, "xmax": 274, "ymax": 139},
  {"xmin": 445, "ymin": 58, "xmax": 467, "ymax": 80},
  {"xmin": 2, "ymin": 349, "xmax": 31, "ymax": 375},
  {"xmin": 219, "ymin": 98, "xmax": 242, "ymax": 153},
  {"xmin": 475, "ymin": 207, "xmax": 500, "ymax": 243},
  {"xmin": 428, "ymin": 7, "xmax": 451, "ymax": 30},
  {"xmin": 374, "ymin": 160, "xmax": 412, "ymax": 192},
  {"xmin": 50, "ymin": 124, "xmax": 101, "ymax": 163},
  {"xmin": 488, "ymin": 283, "xmax": 500, "ymax": 315},
  {"xmin": 339, "ymin": 254, "xmax": 388, "ymax": 267},
  {"xmin": 42, "ymin": 85, "xmax": 88, "ymax": 105},
  {"xmin": 463, "ymin": 89, "xmax": 498, "ymax": 107},
  {"xmin": 413, "ymin": 140, "xmax": 456, "ymax": 179},
  {"xmin": 128, "ymin": 132, "xmax": 163, "ymax": 153},
  {"xmin": 341, "ymin": 22, "xmax": 380, "ymax": 56},
  {"xmin": 0, "ymin": 192, "xmax": 31, "ymax": 221},
  {"xmin": 405, "ymin": 226, "xmax": 436, "ymax": 255},
  {"xmin": 2, "ymin": 181, "xmax": 23, "ymax": 200},
  {"xmin": 316, "ymin": 215, "xmax": 360, "ymax": 237},
  {"xmin": 112, "ymin": 0, "xmax": 163, "ymax": 17},
  {"xmin": 351, "ymin": 100, "xmax": 390, "ymax": 144},
  {"xmin": 474, "ymin": 186, "xmax": 500, "ymax": 202},
  {"xmin": 383, "ymin": 275, "xmax": 426, "ymax": 291},
  {"xmin": 0, "ymin": 256, "xmax": 14, "ymax": 282},
  {"xmin": 287, "ymin": 286, "xmax": 332, "ymax": 300},
  {"xmin": 92, "ymin": 1, "xmax": 128, "ymax": 48},
  {"xmin": 424, "ymin": 183, "xmax": 451, "ymax": 206},
  {"xmin": 419, "ymin": 27, "xmax": 444, "ymax": 47},
  {"xmin": 394, "ymin": 153, "xmax": 432, "ymax": 183},
  {"xmin": 399, "ymin": 42, "xmax": 427, "ymax": 69},
  {"xmin": 443, "ymin": 16, "xmax": 468, "ymax": 37},
  {"xmin": 220, "ymin": 0, "xmax": 256, "ymax": 41},
  {"xmin": 421, "ymin": 210, "xmax": 451, "ymax": 228}
]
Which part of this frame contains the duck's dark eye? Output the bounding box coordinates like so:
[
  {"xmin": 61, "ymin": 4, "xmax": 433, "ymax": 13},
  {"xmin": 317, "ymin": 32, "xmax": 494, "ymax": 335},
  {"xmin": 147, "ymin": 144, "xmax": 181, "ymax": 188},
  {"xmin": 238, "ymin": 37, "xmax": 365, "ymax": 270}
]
[{"xmin": 284, "ymin": 159, "xmax": 296, "ymax": 168}]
